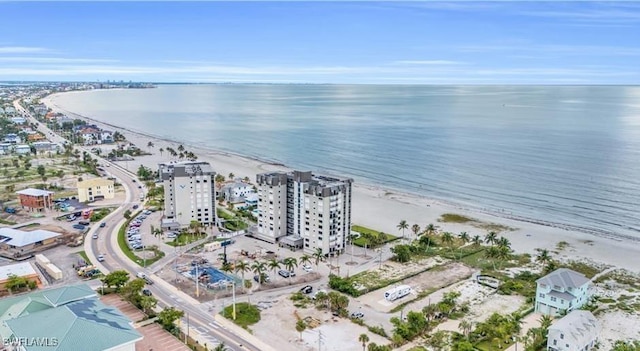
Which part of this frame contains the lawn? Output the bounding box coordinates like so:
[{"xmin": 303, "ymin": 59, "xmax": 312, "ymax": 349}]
[
  {"xmin": 165, "ymin": 234, "xmax": 205, "ymax": 247},
  {"xmin": 217, "ymin": 208, "xmax": 248, "ymax": 231},
  {"xmin": 222, "ymin": 302, "xmax": 261, "ymax": 330},
  {"xmin": 351, "ymin": 224, "xmax": 398, "ymax": 247},
  {"xmin": 78, "ymin": 250, "xmax": 92, "ymax": 265}
]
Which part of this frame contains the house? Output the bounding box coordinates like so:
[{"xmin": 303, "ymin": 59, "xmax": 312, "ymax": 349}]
[
  {"xmin": 535, "ymin": 268, "xmax": 591, "ymax": 316},
  {"xmin": 27, "ymin": 133, "xmax": 46, "ymax": 142},
  {"xmin": 0, "ymin": 284, "xmax": 143, "ymax": 351},
  {"xmin": 0, "ymin": 227, "xmax": 61, "ymax": 254},
  {"xmin": 3, "ymin": 133, "xmax": 21, "ymax": 144},
  {"xmin": 245, "ymin": 192, "xmax": 258, "ymax": 207},
  {"xmin": 0, "ymin": 143, "xmax": 13, "ymax": 155},
  {"xmin": 77, "ymin": 178, "xmax": 115, "ymax": 202},
  {"xmin": 100, "ymin": 130, "xmax": 114, "ymax": 143},
  {"xmin": 547, "ymin": 310, "xmax": 600, "ymax": 351},
  {"xmin": 10, "ymin": 116, "xmax": 27, "ymax": 125},
  {"xmin": 221, "ymin": 181, "xmax": 255, "ymax": 203},
  {"xmin": 0, "ymin": 262, "xmax": 41, "ymax": 291},
  {"xmin": 32, "ymin": 141, "xmax": 60, "ymax": 153},
  {"xmin": 16, "ymin": 188, "xmax": 54, "ymax": 211},
  {"xmin": 14, "ymin": 144, "xmax": 31, "ymax": 155}
]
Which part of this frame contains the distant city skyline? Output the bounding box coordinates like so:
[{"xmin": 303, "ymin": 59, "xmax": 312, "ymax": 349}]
[{"xmin": 1, "ymin": 1, "xmax": 639, "ymax": 84}]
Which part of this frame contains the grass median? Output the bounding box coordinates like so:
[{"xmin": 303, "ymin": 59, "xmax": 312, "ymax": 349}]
[{"xmin": 117, "ymin": 210, "xmax": 166, "ymax": 267}]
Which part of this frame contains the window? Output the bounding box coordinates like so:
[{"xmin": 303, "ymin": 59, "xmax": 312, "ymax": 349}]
[
  {"xmin": 550, "ymin": 297, "xmax": 557, "ymax": 302},
  {"xmin": 553, "ymin": 340, "xmax": 557, "ymax": 346},
  {"xmin": 560, "ymin": 334, "xmax": 564, "ymax": 339}
]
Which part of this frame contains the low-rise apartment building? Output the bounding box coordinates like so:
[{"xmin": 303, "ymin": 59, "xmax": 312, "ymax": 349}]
[{"xmin": 77, "ymin": 178, "xmax": 115, "ymax": 202}]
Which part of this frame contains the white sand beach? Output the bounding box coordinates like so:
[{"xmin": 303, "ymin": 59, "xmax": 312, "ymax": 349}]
[{"xmin": 42, "ymin": 92, "xmax": 640, "ymax": 274}]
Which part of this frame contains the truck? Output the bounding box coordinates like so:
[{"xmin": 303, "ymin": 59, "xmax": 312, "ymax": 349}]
[{"xmin": 384, "ymin": 285, "xmax": 412, "ymax": 301}]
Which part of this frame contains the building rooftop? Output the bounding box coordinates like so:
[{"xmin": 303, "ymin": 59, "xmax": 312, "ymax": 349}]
[
  {"xmin": 77, "ymin": 178, "xmax": 114, "ymax": 188},
  {"xmin": 549, "ymin": 310, "xmax": 600, "ymax": 347},
  {"xmin": 0, "ymin": 262, "xmax": 36, "ymax": 281},
  {"xmin": 0, "ymin": 228, "xmax": 61, "ymax": 248},
  {"xmin": 537, "ymin": 268, "xmax": 590, "ymax": 290},
  {"xmin": 16, "ymin": 188, "xmax": 54, "ymax": 197},
  {"xmin": 159, "ymin": 161, "xmax": 215, "ymax": 178},
  {"xmin": 0, "ymin": 284, "xmax": 142, "ymax": 351}
]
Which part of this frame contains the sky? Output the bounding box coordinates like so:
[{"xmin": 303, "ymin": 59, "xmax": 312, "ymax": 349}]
[{"xmin": 0, "ymin": 1, "xmax": 639, "ymax": 84}]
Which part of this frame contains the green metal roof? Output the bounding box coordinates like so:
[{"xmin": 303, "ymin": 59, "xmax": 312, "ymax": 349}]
[{"xmin": 0, "ymin": 284, "xmax": 142, "ymax": 351}]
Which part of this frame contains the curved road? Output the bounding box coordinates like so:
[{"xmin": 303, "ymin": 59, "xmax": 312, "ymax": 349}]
[{"xmin": 15, "ymin": 99, "xmax": 262, "ymax": 351}]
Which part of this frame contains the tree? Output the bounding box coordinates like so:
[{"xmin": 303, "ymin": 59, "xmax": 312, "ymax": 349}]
[
  {"xmin": 122, "ymin": 278, "xmax": 146, "ymax": 302},
  {"xmin": 234, "ymin": 261, "xmax": 249, "ymax": 292},
  {"xmin": 215, "ymin": 174, "xmax": 225, "ymax": 183},
  {"xmin": 267, "ymin": 259, "xmax": 281, "ymax": 281},
  {"xmin": 299, "ymin": 254, "xmax": 312, "ymax": 269},
  {"xmin": 312, "ymin": 248, "xmax": 324, "ymax": 269},
  {"xmin": 485, "ymin": 231, "xmax": 498, "ymax": 245},
  {"xmin": 251, "ymin": 261, "xmax": 267, "ymax": 286},
  {"xmin": 472, "ymin": 235, "xmax": 483, "ymax": 246},
  {"xmin": 214, "ymin": 343, "xmax": 232, "ymax": 351},
  {"xmin": 5, "ymin": 274, "xmax": 28, "ymax": 293},
  {"xmin": 139, "ymin": 295, "xmax": 158, "ymax": 314},
  {"xmin": 228, "ymin": 172, "xmax": 234, "ymax": 180},
  {"xmin": 124, "ymin": 209, "xmax": 132, "ymax": 219},
  {"xmin": 458, "ymin": 319, "xmax": 473, "ymax": 337},
  {"xmin": 295, "ymin": 320, "xmax": 306, "ymax": 341},
  {"xmin": 157, "ymin": 307, "xmax": 184, "ymax": 333},
  {"xmin": 536, "ymin": 249, "xmax": 551, "ymax": 265},
  {"xmin": 283, "ymin": 257, "xmax": 298, "ymax": 284},
  {"xmin": 441, "ymin": 232, "xmax": 454, "ymax": 249},
  {"xmin": 458, "ymin": 232, "xmax": 470, "ymax": 244},
  {"xmin": 411, "ymin": 224, "xmax": 420, "ymax": 239},
  {"xmin": 159, "ymin": 147, "xmax": 164, "ymax": 157},
  {"xmin": 425, "ymin": 223, "xmax": 437, "ymax": 236},
  {"xmin": 391, "ymin": 244, "xmax": 411, "ymax": 263},
  {"xmin": 359, "ymin": 333, "xmax": 370, "ymax": 351},
  {"xmin": 147, "ymin": 141, "xmax": 154, "ymax": 150},
  {"xmin": 397, "ymin": 220, "xmax": 408, "ymax": 242},
  {"xmin": 452, "ymin": 340, "xmax": 475, "ymax": 351},
  {"xmin": 177, "ymin": 144, "xmax": 185, "ymax": 153},
  {"xmin": 612, "ymin": 340, "xmax": 640, "ymax": 351},
  {"xmin": 102, "ymin": 270, "xmax": 129, "ymax": 291}
]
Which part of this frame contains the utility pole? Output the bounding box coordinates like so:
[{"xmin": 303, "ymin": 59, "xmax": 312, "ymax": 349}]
[
  {"xmin": 317, "ymin": 330, "xmax": 325, "ymax": 351},
  {"xmin": 195, "ymin": 262, "xmax": 199, "ymax": 297},
  {"xmin": 232, "ymin": 280, "xmax": 237, "ymax": 320}
]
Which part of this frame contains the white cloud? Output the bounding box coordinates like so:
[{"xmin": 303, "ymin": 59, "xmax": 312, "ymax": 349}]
[
  {"xmin": 0, "ymin": 46, "xmax": 49, "ymax": 54},
  {"xmin": 0, "ymin": 57, "xmax": 118, "ymax": 63},
  {"xmin": 393, "ymin": 60, "xmax": 466, "ymax": 65}
]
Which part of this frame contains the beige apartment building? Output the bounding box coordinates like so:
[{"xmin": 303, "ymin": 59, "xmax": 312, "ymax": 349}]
[
  {"xmin": 256, "ymin": 170, "xmax": 352, "ymax": 256},
  {"xmin": 159, "ymin": 161, "xmax": 216, "ymax": 229},
  {"xmin": 77, "ymin": 178, "xmax": 114, "ymax": 202}
]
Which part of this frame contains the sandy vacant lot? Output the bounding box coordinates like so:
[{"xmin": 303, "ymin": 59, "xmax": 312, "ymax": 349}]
[
  {"xmin": 598, "ymin": 310, "xmax": 640, "ymax": 350},
  {"xmin": 255, "ymin": 297, "xmax": 388, "ymax": 351},
  {"xmin": 358, "ymin": 262, "xmax": 475, "ymax": 313}
]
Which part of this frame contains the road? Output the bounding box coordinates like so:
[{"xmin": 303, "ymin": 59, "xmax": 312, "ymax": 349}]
[{"xmin": 15, "ymin": 100, "xmax": 261, "ymax": 351}]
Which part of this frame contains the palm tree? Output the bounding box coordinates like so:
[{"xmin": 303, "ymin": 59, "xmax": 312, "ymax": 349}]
[
  {"xmin": 472, "ymin": 235, "xmax": 483, "ymax": 247},
  {"xmin": 484, "ymin": 231, "xmax": 498, "ymax": 245},
  {"xmin": 296, "ymin": 320, "xmax": 306, "ymax": 341},
  {"xmin": 536, "ymin": 249, "xmax": 551, "ymax": 265},
  {"xmin": 496, "ymin": 237, "xmax": 511, "ymax": 251},
  {"xmin": 411, "ymin": 224, "xmax": 420, "ymax": 239},
  {"xmin": 397, "ymin": 220, "xmax": 409, "ymax": 242},
  {"xmin": 234, "ymin": 261, "xmax": 249, "ymax": 292},
  {"xmin": 251, "ymin": 261, "xmax": 267, "ymax": 286},
  {"xmin": 358, "ymin": 333, "xmax": 369, "ymax": 351},
  {"xmin": 228, "ymin": 172, "xmax": 235, "ymax": 180},
  {"xmin": 299, "ymin": 254, "xmax": 312, "ymax": 270},
  {"xmin": 177, "ymin": 144, "xmax": 185, "ymax": 153},
  {"xmin": 425, "ymin": 223, "xmax": 437, "ymax": 236},
  {"xmin": 283, "ymin": 257, "xmax": 298, "ymax": 284},
  {"xmin": 267, "ymin": 259, "xmax": 281, "ymax": 281},
  {"xmin": 458, "ymin": 231, "xmax": 470, "ymax": 245},
  {"xmin": 147, "ymin": 141, "xmax": 154, "ymax": 150},
  {"xmin": 458, "ymin": 319, "xmax": 473, "ymax": 337},
  {"xmin": 214, "ymin": 343, "xmax": 231, "ymax": 351},
  {"xmin": 422, "ymin": 304, "xmax": 437, "ymax": 323},
  {"xmin": 539, "ymin": 314, "xmax": 554, "ymax": 331},
  {"xmin": 441, "ymin": 232, "xmax": 454, "ymax": 249},
  {"xmin": 312, "ymin": 248, "xmax": 324, "ymax": 269},
  {"xmin": 159, "ymin": 147, "xmax": 164, "ymax": 157}
]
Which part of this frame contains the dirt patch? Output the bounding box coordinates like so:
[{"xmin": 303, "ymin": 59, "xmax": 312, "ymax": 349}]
[
  {"xmin": 351, "ymin": 257, "xmax": 448, "ymax": 292},
  {"xmin": 358, "ymin": 262, "xmax": 474, "ymax": 312},
  {"xmin": 25, "ymin": 224, "xmax": 72, "ymax": 235},
  {"xmin": 254, "ymin": 297, "xmax": 388, "ymax": 351}
]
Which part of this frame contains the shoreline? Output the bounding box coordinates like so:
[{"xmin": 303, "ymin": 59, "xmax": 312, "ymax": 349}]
[{"xmin": 41, "ymin": 90, "xmax": 640, "ymax": 273}]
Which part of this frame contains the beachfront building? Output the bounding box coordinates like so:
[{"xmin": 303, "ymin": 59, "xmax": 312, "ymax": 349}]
[
  {"xmin": 547, "ymin": 310, "xmax": 600, "ymax": 351},
  {"xmin": 159, "ymin": 161, "xmax": 216, "ymax": 229},
  {"xmin": 14, "ymin": 144, "xmax": 31, "ymax": 155},
  {"xmin": 77, "ymin": 178, "xmax": 115, "ymax": 202},
  {"xmin": 16, "ymin": 188, "xmax": 54, "ymax": 212},
  {"xmin": 0, "ymin": 284, "xmax": 143, "ymax": 351},
  {"xmin": 535, "ymin": 268, "xmax": 591, "ymax": 316},
  {"xmin": 3, "ymin": 133, "xmax": 21, "ymax": 144},
  {"xmin": 220, "ymin": 181, "xmax": 255, "ymax": 203},
  {"xmin": 255, "ymin": 170, "xmax": 353, "ymax": 256}
]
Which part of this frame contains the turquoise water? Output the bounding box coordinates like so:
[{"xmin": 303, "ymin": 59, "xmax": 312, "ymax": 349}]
[{"xmin": 51, "ymin": 84, "xmax": 640, "ymax": 240}]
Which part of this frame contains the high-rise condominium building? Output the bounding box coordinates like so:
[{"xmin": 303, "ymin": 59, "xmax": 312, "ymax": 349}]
[
  {"xmin": 256, "ymin": 171, "xmax": 352, "ymax": 256},
  {"xmin": 159, "ymin": 161, "xmax": 216, "ymax": 229}
]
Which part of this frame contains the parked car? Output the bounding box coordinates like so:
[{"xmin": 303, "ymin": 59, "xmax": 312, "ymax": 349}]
[
  {"xmin": 302, "ymin": 265, "xmax": 313, "ymax": 272},
  {"xmin": 253, "ymin": 273, "xmax": 270, "ymax": 283},
  {"xmin": 79, "ymin": 220, "xmax": 90, "ymax": 226},
  {"xmin": 72, "ymin": 224, "xmax": 85, "ymax": 230},
  {"xmin": 97, "ymin": 254, "xmax": 105, "ymax": 262},
  {"xmin": 132, "ymin": 205, "xmax": 139, "ymax": 209},
  {"xmin": 67, "ymin": 215, "xmax": 76, "ymax": 221},
  {"xmin": 300, "ymin": 285, "xmax": 313, "ymax": 294},
  {"xmin": 350, "ymin": 312, "xmax": 364, "ymax": 319},
  {"xmin": 278, "ymin": 270, "xmax": 290, "ymax": 278},
  {"xmin": 99, "ymin": 223, "xmax": 106, "ymax": 228}
]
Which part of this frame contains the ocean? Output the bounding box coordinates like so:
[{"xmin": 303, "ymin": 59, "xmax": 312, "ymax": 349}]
[{"xmin": 51, "ymin": 84, "xmax": 640, "ymax": 240}]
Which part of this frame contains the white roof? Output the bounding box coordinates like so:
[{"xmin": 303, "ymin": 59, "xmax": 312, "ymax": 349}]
[
  {"xmin": 549, "ymin": 310, "xmax": 600, "ymax": 348},
  {"xmin": 0, "ymin": 262, "xmax": 36, "ymax": 281},
  {"xmin": 0, "ymin": 228, "xmax": 61, "ymax": 248},
  {"xmin": 16, "ymin": 188, "xmax": 54, "ymax": 197}
]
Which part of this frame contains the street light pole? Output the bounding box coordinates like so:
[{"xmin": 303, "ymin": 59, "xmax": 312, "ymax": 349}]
[
  {"xmin": 195, "ymin": 262, "xmax": 200, "ymax": 297},
  {"xmin": 232, "ymin": 280, "xmax": 237, "ymax": 320}
]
